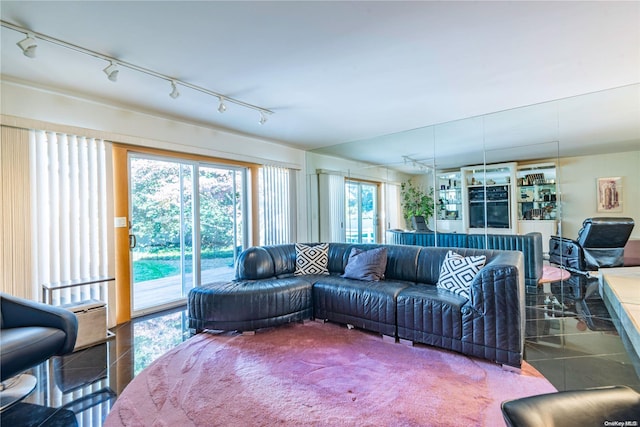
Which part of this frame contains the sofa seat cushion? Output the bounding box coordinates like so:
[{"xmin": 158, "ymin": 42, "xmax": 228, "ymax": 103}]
[
  {"xmin": 1, "ymin": 327, "xmax": 66, "ymax": 379},
  {"xmin": 396, "ymin": 285, "xmax": 467, "ymax": 347},
  {"xmin": 188, "ymin": 278, "xmax": 313, "ymax": 332},
  {"xmin": 312, "ymin": 276, "xmax": 412, "ymax": 336}
]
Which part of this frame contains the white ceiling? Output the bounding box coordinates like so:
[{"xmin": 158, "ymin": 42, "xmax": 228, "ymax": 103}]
[{"xmin": 1, "ymin": 1, "xmax": 639, "ymax": 170}]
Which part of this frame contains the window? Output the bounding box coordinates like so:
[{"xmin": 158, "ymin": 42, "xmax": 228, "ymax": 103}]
[{"xmin": 345, "ymin": 180, "xmax": 378, "ymax": 243}]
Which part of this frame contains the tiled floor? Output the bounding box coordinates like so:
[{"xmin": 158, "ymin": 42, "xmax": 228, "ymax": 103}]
[{"xmin": 2, "ymin": 276, "xmax": 639, "ymax": 426}]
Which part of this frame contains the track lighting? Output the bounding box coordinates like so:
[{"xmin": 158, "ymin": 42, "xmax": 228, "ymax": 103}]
[
  {"xmin": 17, "ymin": 33, "xmax": 37, "ymax": 58},
  {"xmin": 169, "ymin": 81, "xmax": 180, "ymax": 99},
  {"xmin": 103, "ymin": 61, "xmax": 119, "ymax": 82},
  {"xmin": 2, "ymin": 20, "xmax": 273, "ymax": 124},
  {"xmin": 402, "ymin": 155, "xmax": 432, "ymax": 172},
  {"xmin": 218, "ymin": 97, "xmax": 227, "ymax": 113}
]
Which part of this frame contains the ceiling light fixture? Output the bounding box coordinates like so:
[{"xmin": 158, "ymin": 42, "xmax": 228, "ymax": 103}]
[
  {"xmin": 402, "ymin": 155, "xmax": 433, "ymax": 172},
  {"xmin": 217, "ymin": 97, "xmax": 227, "ymax": 113},
  {"xmin": 169, "ymin": 80, "xmax": 180, "ymax": 99},
  {"xmin": 16, "ymin": 33, "xmax": 37, "ymax": 58},
  {"xmin": 1, "ymin": 20, "xmax": 274, "ymax": 124},
  {"xmin": 103, "ymin": 61, "xmax": 119, "ymax": 82}
]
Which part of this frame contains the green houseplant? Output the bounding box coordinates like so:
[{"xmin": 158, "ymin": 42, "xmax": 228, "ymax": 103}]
[{"xmin": 400, "ymin": 180, "xmax": 435, "ymax": 229}]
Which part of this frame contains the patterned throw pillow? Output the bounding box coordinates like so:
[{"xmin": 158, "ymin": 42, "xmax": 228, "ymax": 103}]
[
  {"xmin": 294, "ymin": 243, "xmax": 330, "ymax": 276},
  {"xmin": 436, "ymin": 250, "xmax": 486, "ymax": 300},
  {"xmin": 341, "ymin": 247, "xmax": 387, "ymax": 281}
]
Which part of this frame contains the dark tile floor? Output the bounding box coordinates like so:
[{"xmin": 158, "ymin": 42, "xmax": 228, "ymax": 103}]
[{"xmin": 2, "ymin": 279, "xmax": 639, "ymax": 426}]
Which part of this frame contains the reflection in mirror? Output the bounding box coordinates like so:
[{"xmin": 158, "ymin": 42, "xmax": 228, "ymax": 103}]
[
  {"xmin": 305, "ymin": 151, "xmax": 414, "ymax": 244},
  {"xmin": 483, "ymin": 95, "xmax": 561, "ymax": 253},
  {"xmin": 434, "ymin": 116, "xmax": 484, "ymax": 246},
  {"xmin": 383, "ymin": 125, "xmax": 436, "ymax": 243},
  {"xmin": 307, "ymin": 83, "xmax": 638, "ymax": 252},
  {"xmin": 483, "ymin": 141, "xmax": 561, "ymax": 256}
]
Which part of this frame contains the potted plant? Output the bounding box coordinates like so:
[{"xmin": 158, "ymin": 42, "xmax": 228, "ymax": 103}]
[{"xmin": 400, "ymin": 180, "xmax": 435, "ymax": 229}]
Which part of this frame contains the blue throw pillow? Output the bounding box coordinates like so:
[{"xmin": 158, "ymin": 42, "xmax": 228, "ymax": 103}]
[{"xmin": 341, "ymin": 247, "xmax": 388, "ymax": 281}]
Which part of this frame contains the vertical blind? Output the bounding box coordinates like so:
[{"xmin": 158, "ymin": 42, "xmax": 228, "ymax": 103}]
[
  {"xmin": 0, "ymin": 126, "xmax": 32, "ymax": 298},
  {"xmin": 31, "ymin": 130, "xmax": 110, "ymax": 305},
  {"xmin": 385, "ymin": 183, "xmax": 402, "ymax": 234},
  {"xmin": 318, "ymin": 173, "xmax": 346, "ymax": 242},
  {"xmin": 259, "ymin": 165, "xmax": 295, "ymax": 245}
]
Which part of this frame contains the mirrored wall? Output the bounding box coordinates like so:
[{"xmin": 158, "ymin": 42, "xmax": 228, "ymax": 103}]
[{"xmin": 307, "ymin": 83, "xmax": 639, "ymax": 251}]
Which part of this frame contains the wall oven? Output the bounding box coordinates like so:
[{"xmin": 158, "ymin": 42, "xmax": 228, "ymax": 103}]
[{"xmin": 468, "ymin": 185, "xmax": 510, "ymax": 228}]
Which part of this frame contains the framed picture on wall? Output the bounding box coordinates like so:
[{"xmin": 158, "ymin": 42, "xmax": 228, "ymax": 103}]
[{"xmin": 597, "ymin": 177, "xmax": 623, "ymax": 212}]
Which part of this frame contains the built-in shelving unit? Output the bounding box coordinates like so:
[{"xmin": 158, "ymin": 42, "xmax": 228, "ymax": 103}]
[
  {"xmin": 516, "ymin": 163, "xmax": 557, "ymax": 221},
  {"xmin": 428, "ymin": 162, "xmax": 558, "ymax": 246},
  {"xmin": 435, "ymin": 171, "xmax": 463, "ymax": 232},
  {"xmin": 460, "ymin": 162, "xmax": 517, "ymax": 234},
  {"xmin": 516, "ymin": 163, "xmax": 558, "ymax": 255}
]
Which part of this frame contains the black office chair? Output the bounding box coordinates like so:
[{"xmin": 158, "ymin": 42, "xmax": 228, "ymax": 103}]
[
  {"xmin": 550, "ymin": 217, "xmax": 635, "ymax": 271},
  {"xmin": 548, "ymin": 217, "xmax": 635, "ymax": 330},
  {"xmin": 0, "ymin": 292, "xmax": 78, "ymax": 410},
  {"xmin": 411, "ymin": 215, "xmax": 432, "ymax": 232}
]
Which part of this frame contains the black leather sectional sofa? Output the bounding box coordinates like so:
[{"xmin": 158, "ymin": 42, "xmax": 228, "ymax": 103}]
[
  {"xmin": 388, "ymin": 230, "xmax": 543, "ymax": 292},
  {"xmin": 188, "ymin": 243, "xmax": 525, "ymax": 368}
]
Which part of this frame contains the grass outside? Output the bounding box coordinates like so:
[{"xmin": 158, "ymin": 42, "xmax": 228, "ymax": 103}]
[{"xmin": 134, "ymin": 256, "xmax": 234, "ymax": 282}]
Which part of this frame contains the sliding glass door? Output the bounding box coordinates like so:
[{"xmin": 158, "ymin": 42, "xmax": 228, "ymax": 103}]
[
  {"xmin": 198, "ymin": 165, "xmax": 244, "ymax": 285},
  {"xmin": 129, "ymin": 155, "xmax": 245, "ymax": 315},
  {"xmin": 345, "ymin": 180, "xmax": 378, "ymax": 243}
]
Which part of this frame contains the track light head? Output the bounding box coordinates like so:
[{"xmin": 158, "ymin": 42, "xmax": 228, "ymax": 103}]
[
  {"xmin": 103, "ymin": 61, "xmax": 119, "ymax": 82},
  {"xmin": 17, "ymin": 33, "xmax": 37, "ymax": 58},
  {"xmin": 218, "ymin": 97, "xmax": 227, "ymax": 113},
  {"xmin": 169, "ymin": 81, "xmax": 180, "ymax": 99},
  {"xmin": 3, "ymin": 22, "xmax": 274, "ymax": 124}
]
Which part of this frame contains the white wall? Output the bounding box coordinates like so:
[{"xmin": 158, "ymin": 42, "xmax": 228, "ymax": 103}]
[
  {"xmin": 558, "ymin": 150, "xmax": 640, "ymax": 239},
  {"xmin": 1, "ymin": 79, "xmax": 309, "ymax": 241}
]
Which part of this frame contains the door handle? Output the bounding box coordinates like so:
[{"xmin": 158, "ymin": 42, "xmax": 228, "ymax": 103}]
[{"xmin": 129, "ymin": 234, "xmax": 137, "ymax": 249}]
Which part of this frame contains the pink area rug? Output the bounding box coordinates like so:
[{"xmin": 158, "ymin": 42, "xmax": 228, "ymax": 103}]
[{"xmin": 106, "ymin": 321, "xmax": 556, "ymax": 427}]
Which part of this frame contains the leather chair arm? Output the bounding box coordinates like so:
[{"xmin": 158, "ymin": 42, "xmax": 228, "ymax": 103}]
[
  {"xmin": 465, "ymin": 251, "xmax": 525, "ymax": 363},
  {"xmin": 501, "ymin": 385, "xmax": 640, "ymax": 427},
  {"xmin": 468, "ymin": 251, "xmax": 524, "ymax": 311},
  {"xmin": 1, "ymin": 293, "xmax": 78, "ymax": 354}
]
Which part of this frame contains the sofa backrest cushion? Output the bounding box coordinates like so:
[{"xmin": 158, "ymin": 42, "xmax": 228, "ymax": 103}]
[
  {"xmin": 327, "ymin": 243, "xmax": 420, "ymax": 282},
  {"xmin": 264, "ymin": 244, "xmax": 296, "ymax": 277},
  {"xmin": 236, "ymin": 242, "xmax": 514, "ymax": 286},
  {"xmin": 327, "ymin": 243, "xmax": 353, "ymax": 273},
  {"xmin": 235, "ymin": 246, "xmax": 275, "ymax": 280},
  {"xmin": 294, "ymin": 243, "xmax": 330, "ymax": 276},
  {"xmin": 341, "ymin": 247, "xmax": 388, "ymax": 281},
  {"xmin": 436, "ymin": 250, "xmax": 487, "ymax": 300},
  {"xmin": 480, "ymin": 233, "xmax": 543, "ymax": 286},
  {"xmin": 415, "ymin": 246, "xmax": 502, "ymax": 285},
  {"xmin": 382, "ymin": 245, "xmax": 420, "ymax": 282}
]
